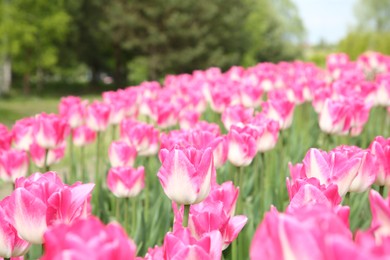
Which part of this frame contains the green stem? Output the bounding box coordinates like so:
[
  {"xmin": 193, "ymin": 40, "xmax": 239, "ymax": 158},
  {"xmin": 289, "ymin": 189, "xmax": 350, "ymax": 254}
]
[
  {"xmin": 95, "ymin": 132, "xmax": 101, "ymax": 183},
  {"xmin": 69, "ymin": 130, "xmax": 76, "ymax": 182},
  {"xmin": 232, "ymin": 238, "xmax": 237, "ymax": 260},
  {"xmin": 44, "ymin": 148, "xmax": 50, "ymax": 172},
  {"xmin": 344, "ymin": 192, "xmax": 351, "ymax": 206},
  {"xmin": 115, "ymin": 197, "xmax": 120, "ymax": 221},
  {"xmin": 112, "ymin": 124, "xmax": 117, "ymax": 141},
  {"xmin": 183, "ymin": 204, "xmax": 190, "ymax": 227},
  {"xmin": 81, "ymin": 146, "xmax": 86, "ymax": 182},
  {"xmin": 125, "ymin": 197, "xmax": 129, "ymax": 233},
  {"xmin": 379, "ymin": 185, "xmax": 385, "ymax": 197},
  {"xmin": 132, "ymin": 198, "xmax": 137, "ymax": 234}
]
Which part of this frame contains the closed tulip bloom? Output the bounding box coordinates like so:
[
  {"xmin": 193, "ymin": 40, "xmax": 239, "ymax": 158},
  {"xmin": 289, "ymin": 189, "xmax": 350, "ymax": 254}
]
[
  {"xmin": 249, "ymin": 114, "xmax": 280, "ymax": 152},
  {"xmin": 122, "ymin": 122, "xmax": 160, "ymax": 156},
  {"xmin": 157, "ymin": 147, "xmax": 214, "ymax": 205},
  {"xmin": 29, "ymin": 143, "xmax": 65, "ymax": 168},
  {"xmin": 0, "ymin": 150, "xmax": 28, "ymax": 183},
  {"xmin": 6, "ymin": 172, "xmax": 94, "ymax": 244},
  {"xmin": 108, "ymin": 141, "xmax": 137, "ymax": 167},
  {"xmin": 0, "ymin": 124, "xmax": 12, "ymax": 151},
  {"xmin": 221, "ymin": 105, "xmax": 254, "ymax": 131},
  {"xmin": 163, "ymin": 227, "xmax": 222, "ymax": 260},
  {"xmin": 179, "ymin": 111, "xmax": 200, "ymax": 130},
  {"xmin": 72, "ymin": 126, "xmax": 97, "ymax": 147},
  {"xmin": 227, "ymin": 126, "xmax": 257, "ymax": 167},
  {"xmin": 262, "ymin": 96, "xmax": 295, "ymax": 130},
  {"xmin": 33, "ymin": 113, "xmax": 69, "ymax": 149},
  {"xmin": 250, "ymin": 205, "xmax": 352, "ymax": 260},
  {"xmin": 319, "ymin": 99, "xmax": 349, "ymax": 135},
  {"xmin": 369, "ymin": 189, "xmax": 390, "ymax": 241},
  {"xmin": 107, "ymin": 166, "xmax": 145, "ymax": 198},
  {"xmin": 11, "ymin": 117, "xmax": 35, "ymax": 151},
  {"xmin": 86, "ymin": 101, "xmax": 111, "ymax": 132},
  {"xmin": 302, "ymin": 148, "xmax": 361, "ymax": 196},
  {"xmin": 59, "ymin": 96, "xmax": 87, "ymax": 129},
  {"xmin": 369, "ymin": 136, "xmax": 390, "ymax": 186},
  {"xmin": 42, "ymin": 217, "xmax": 137, "ymax": 260},
  {"xmin": 0, "ymin": 199, "xmax": 31, "ymax": 258}
]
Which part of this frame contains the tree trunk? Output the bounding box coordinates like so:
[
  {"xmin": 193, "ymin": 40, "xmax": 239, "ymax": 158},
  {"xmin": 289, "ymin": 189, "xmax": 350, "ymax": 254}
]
[
  {"xmin": 23, "ymin": 73, "xmax": 31, "ymax": 95},
  {"xmin": 0, "ymin": 56, "xmax": 11, "ymax": 95}
]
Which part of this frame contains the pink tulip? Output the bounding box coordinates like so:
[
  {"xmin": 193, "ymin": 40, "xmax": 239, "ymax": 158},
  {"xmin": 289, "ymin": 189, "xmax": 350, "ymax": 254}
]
[
  {"xmin": 152, "ymin": 102, "xmax": 179, "ymax": 129},
  {"xmin": 179, "ymin": 110, "xmax": 200, "ymax": 130},
  {"xmin": 0, "ymin": 124, "xmax": 12, "ymax": 151},
  {"xmin": 157, "ymin": 147, "xmax": 214, "ymax": 205},
  {"xmin": 369, "ymin": 136, "xmax": 390, "ymax": 186},
  {"xmin": 86, "ymin": 101, "xmax": 111, "ymax": 132},
  {"xmin": 72, "ymin": 126, "xmax": 97, "ymax": 147},
  {"xmin": 121, "ymin": 121, "xmax": 159, "ymax": 156},
  {"xmin": 0, "ymin": 198, "xmax": 31, "ymax": 258},
  {"xmin": 262, "ymin": 93, "xmax": 295, "ymax": 130},
  {"xmin": 33, "ymin": 113, "xmax": 69, "ymax": 149},
  {"xmin": 107, "ymin": 166, "xmax": 145, "ymax": 198},
  {"xmin": 108, "ymin": 141, "xmax": 137, "ymax": 167},
  {"xmin": 319, "ymin": 98, "xmax": 349, "ymax": 135},
  {"xmin": 193, "ymin": 121, "xmax": 221, "ymax": 136},
  {"xmin": 0, "ymin": 150, "xmax": 28, "ymax": 182},
  {"xmin": 221, "ymin": 105, "xmax": 253, "ymax": 131},
  {"xmin": 144, "ymin": 245, "xmax": 164, "ymax": 260},
  {"xmin": 11, "ymin": 117, "xmax": 35, "ymax": 151},
  {"xmin": 6, "ymin": 172, "xmax": 94, "ymax": 244},
  {"xmin": 227, "ymin": 126, "xmax": 257, "ymax": 167},
  {"xmin": 375, "ymin": 74, "xmax": 390, "ymax": 106},
  {"xmin": 59, "ymin": 96, "xmax": 87, "ymax": 128},
  {"xmin": 206, "ymin": 181, "xmax": 239, "ymax": 217},
  {"xmin": 248, "ymin": 114, "xmax": 280, "ymax": 152},
  {"xmin": 326, "ymin": 53, "xmax": 350, "ymax": 79},
  {"xmin": 163, "ymin": 227, "xmax": 222, "ymax": 260},
  {"xmin": 29, "ymin": 142, "xmax": 65, "ymax": 168},
  {"xmin": 250, "ymin": 205, "xmax": 352, "ymax": 260},
  {"xmin": 369, "ymin": 189, "xmax": 390, "ymax": 241},
  {"xmin": 41, "ymin": 216, "xmax": 137, "ymax": 260},
  {"xmin": 302, "ymin": 148, "xmax": 361, "ymax": 196}
]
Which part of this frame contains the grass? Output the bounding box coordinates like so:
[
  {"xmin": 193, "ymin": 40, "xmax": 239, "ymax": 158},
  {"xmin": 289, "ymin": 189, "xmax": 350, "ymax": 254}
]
[{"xmin": 0, "ymin": 94, "xmax": 389, "ymax": 258}]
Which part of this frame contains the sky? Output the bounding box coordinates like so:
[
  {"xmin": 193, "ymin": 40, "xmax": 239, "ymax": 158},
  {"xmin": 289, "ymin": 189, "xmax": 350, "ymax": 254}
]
[{"xmin": 293, "ymin": 0, "xmax": 357, "ymax": 44}]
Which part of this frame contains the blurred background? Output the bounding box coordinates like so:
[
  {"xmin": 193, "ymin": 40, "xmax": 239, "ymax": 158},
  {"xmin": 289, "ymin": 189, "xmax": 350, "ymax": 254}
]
[{"xmin": 0, "ymin": 0, "xmax": 389, "ymax": 97}]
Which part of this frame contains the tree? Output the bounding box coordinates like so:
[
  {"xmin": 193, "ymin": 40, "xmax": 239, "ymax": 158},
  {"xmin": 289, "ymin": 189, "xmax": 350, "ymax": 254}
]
[
  {"xmin": 354, "ymin": 0, "xmax": 390, "ymax": 32},
  {"xmin": 0, "ymin": 0, "xmax": 70, "ymax": 94}
]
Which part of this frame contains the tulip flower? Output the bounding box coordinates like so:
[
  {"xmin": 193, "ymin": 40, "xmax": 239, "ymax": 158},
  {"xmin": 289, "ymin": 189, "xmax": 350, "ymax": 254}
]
[
  {"xmin": 72, "ymin": 126, "xmax": 97, "ymax": 147},
  {"xmin": 11, "ymin": 117, "xmax": 35, "ymax": 151},
  {"xmin": 250, "ymin": 205, "xmax": 352, "ymax": 260},
  {"xmin": 248, "ymin": 114, "xmax": 280, "ymax": 152},
  {"xmin": 33, "ymin": 113, "xmax": 69, "ymax": 150},
  {"xmin": 29, "ymin": 142, "xmax": 65, "ymax": 169},
  {"xmin": 302, "ymin": 148, "xmax": 361, "ymax": 196},
  {"xmin": 6, "ymin": 172, "xmax": 94, "ymax": 244},
  {"xmin": 179, "ymin": 110, "xmax": 200, "ymax": 130},
  {"xmin": 369, "ymin": 189, "xmax": 390, "ymax": 241},
  {"xmin": 121, "ymin": 121, "xmax": 159, "ymax": 156},
  {"xmin": 369, "ymin": 136, "xmax": 390, "ymax": 187},
  {"xmin": 107, "ymin": 166, "xmax": 145, "ymax": 198},
  {"xmin": 41, "ymin": 216, "xmax": 137, "ymax": 260},
  {"xmin": 108, "ymin": 141, "xmax": 137, "ymax": 167},
  {"xmin": 86, "ymin": 101, "xmax": 111, "ymax": 132},
  {"xmin": 157, "ymin": 147, "xmax": 215, "ymax": 206},
  {"xmin": 262, "ymin": 94, "xmax": 295, "ymax": 130},
  {"xmin": 221, "ymin": 105, "xmax": 254, "ymax": 131},
  {"xmin": 0, "ymin": 124, "xmax": 12, "ymax": 151},
  {"xmin": 144, "ymin": 245, "xmax": 164, "ymax": 260},
  {"xmin": 227, "ymin": 126, "xmax": 257, "ymax": 167},
  {"xmin": 0, "ymin": 149, "xmax": 28, "ymax": 182},
  {"xmin": 59, "ymin": 96, "xmax": 87, "ymax": 129},
  {"xmin": 163, "ymin": 227, "xmax": 222, "ymax": 260},
  {"xmin": 0, "ymin": 198, "xmax": 31, "ymax": 258}
]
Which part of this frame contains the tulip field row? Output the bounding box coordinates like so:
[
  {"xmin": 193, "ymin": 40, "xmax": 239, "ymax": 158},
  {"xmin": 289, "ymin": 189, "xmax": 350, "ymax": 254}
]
[{"xmin": 0, "ymin": 51, "xmax": 389, "ymax": 259}]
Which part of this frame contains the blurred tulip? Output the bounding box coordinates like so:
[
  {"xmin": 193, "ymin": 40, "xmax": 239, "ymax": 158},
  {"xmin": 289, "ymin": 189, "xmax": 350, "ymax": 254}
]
[
  {"xmin": 221, "ymin": 105, "xmax": 253, "ymax": 131},
  {"xmin": 107, "ymin": 166, "xmax": 145, "ymax": 198},
  {"xmin": 0, "ymin": 124, "xmax": 12, "ymax": 151},
  {"xmin": 11, "ymin": 117, "xmax": 35, "ymax": 151},
  {"xmin": 262, "ymin": 94, "xmax": 295, "ymax": 130},
  {"xmin": 369, "ymin": 189, "xmax": 390, "ymax": 241},
  {"xmin": 29, "ymin": 142, "xmax": 65, "ymax": 168},
  {"xmin": 248, "ymin": 114, "xmax": 280, "ymax": 152},
  {"xmin": 121, "ymin": 121, "xmax": 159, "ymax": 156},
  {"xmin": 86, "ymin": 101, "xmax": 111, "ymax": 132},
  {"xmin": 227, "ymin": 126, "xmax": 257, "ymax": 167},
  {"xmin": 108, "ymin": 141, "xmax": 137, "ymax": 167},
  {"xmin": 59, "ymin": 96, "xmax": 87, "ymax": 128},
  {"xmin": 33, "ymin": 113, "xmax": 69, "ymax": 149},
  {"xmin": 42, "ymin": 216, "xmax": 137, "ymax": 260},
  {"xmin": 72, "ymin": 126, "xmax": 97, "ymax": 147},
  {"xmin": 0, "ymin": 150, "xmax": 28, "ymax": 183},
  {"xmin": 157, "ymin": 147, "xmax": 214, "ymax": 205},
  {"xmin": 369, "ymin": 136, "xmax": 390, "ymax": 186}
]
